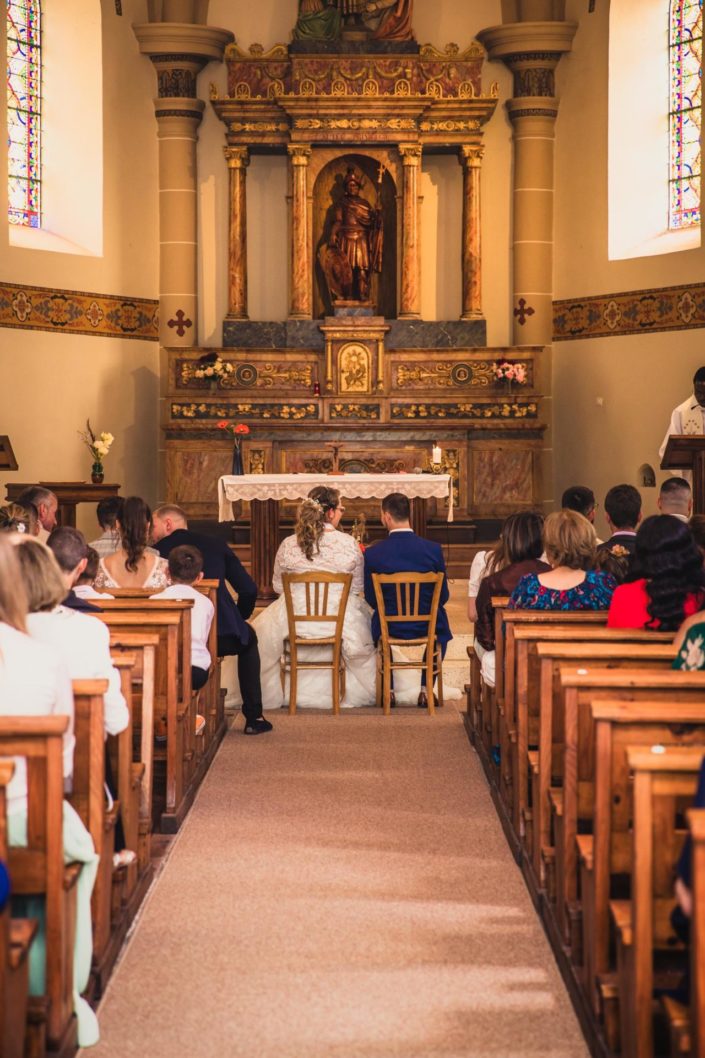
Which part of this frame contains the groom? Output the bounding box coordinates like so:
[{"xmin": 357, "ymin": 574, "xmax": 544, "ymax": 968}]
[{"xmin": 363, "ymin": 493, "xmax": 452, "ymax": 708}]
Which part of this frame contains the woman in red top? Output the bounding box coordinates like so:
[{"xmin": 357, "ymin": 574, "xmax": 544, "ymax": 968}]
[{"xmin": 607, "ymin": 514, "xmax": 705, "ymax": 630}]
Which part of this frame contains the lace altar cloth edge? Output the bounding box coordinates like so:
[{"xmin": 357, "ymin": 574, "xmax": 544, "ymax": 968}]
[{"xmin": 218, "ymin": 473, "xmax": 454, "ymax": 522}]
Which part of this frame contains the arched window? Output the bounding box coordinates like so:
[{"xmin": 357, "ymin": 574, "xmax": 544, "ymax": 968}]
[
  {"xmin": 669, "ymin": 0, "xmax": 702, "ymax": 229},
  {"xmin": 7, "ymin": 0, "xmax": 42, "ymax": 228}
]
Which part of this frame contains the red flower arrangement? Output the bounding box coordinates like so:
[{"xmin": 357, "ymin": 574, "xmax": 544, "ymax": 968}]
[{"xmin": 217, "ymin": 421, "xmax": 250, "ymax": 439}]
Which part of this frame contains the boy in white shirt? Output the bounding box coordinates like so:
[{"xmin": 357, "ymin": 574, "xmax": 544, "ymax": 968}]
[
  {"xmin": 151, "ymin": 545, "xmax": 214, "ymax": 691},
  {"xmin": 73, "ymin": 547, "xmax": 114, "ymax": 601}
]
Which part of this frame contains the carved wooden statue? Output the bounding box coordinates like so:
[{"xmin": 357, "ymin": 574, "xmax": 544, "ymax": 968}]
[
  {"xmin": 320, "ymin": 166, "xmax": 383, "ymax": 304},
  {"xmin": 293, "ymin": 0, "xmax": 341, "ymax": 42},
  {"xmin": 367, "ymin": 0, "xmax": 414, "ymax": 40}
]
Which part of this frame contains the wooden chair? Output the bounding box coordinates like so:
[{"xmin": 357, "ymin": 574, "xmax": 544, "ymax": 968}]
[
  {"xmin": 0, "ymin": 760, "xmax": 37, "ymax": 1058},
  {"xmin": 372, "ymin": 571, "xmax": 444, "ymax": 716},
  {"xmin": 0, "ymin": 715, "xmax": 78, "ymax": 1054},
  {"xmin": 614, "ymin": 746, "xmax": 705, "ymax": 1058},
  {"xmin": 280, "ymin": 572, "xmax": 352, "ymax": 715}
]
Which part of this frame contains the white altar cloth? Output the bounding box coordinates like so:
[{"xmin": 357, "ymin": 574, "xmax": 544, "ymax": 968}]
[{"xmin": 218, "ymin": 473, "xmax": 453, "ymax": 522}]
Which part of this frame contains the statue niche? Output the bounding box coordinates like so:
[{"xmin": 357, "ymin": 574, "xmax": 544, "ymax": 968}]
[{"xmin": 314, "ymin": 154, "xmax": 397, "ymax": 319}]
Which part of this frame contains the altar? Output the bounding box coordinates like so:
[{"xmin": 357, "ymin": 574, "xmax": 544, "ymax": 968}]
[
  {"xmin": 159, "ymin": 6, "xmax": 549, "ymax": 538},
  {"xmin": 219, "ymin": 471, "xmax": 452, "ymax": 597}
]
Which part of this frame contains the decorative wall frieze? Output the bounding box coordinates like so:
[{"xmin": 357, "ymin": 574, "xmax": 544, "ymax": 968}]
[
  {"xmin": 394, "ymin": 358, "xmax": 535, "ymax": 389},
  {"xmin": 329, "ymin": 403, "xmax": 381, "ymax": 420},
  {"xmin": 0, "ymin": 281, "xmax": 159, "ymax": 341},
  {"xmin": 390, "ymin": 401, "xmax": 538, "ymax": 420},
  {"xmin": 553, "ymin": 283, "xmax": 705, "ymax": 342},
  {"xmin": 171, "ymin": 401, "xmax": 319, "ymax": 421},
  {"xmin": 177, "ymin": 358, "xmax": 314, "ymax": 390}
]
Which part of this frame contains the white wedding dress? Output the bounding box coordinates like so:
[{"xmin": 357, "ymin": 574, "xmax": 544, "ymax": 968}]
[{"xmin": 253, "ymin": 527, "xmax": 418, "ymax": 710}]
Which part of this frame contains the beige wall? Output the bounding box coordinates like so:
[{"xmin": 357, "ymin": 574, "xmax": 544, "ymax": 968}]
[
  {"xmin": 553, "ymin": 0, "xmax": 705, "ymax": 539},
  {"xmin": 0, "ymin": 0, "xmax": 160, "ymax": 535}
]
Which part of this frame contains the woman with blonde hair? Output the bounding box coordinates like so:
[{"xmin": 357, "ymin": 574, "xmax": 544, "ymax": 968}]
[
  {"xmin": 252, "ymin": 486, "xmax": 381, "ymax": 709},
  {"xmin": 0, "ymin": 501, "xmax": 39, "ymax": 536},
  {"xmin": 0, "ymin": 535, "xmax": 101, "ymax": 1046},
  {"xmin": 509, "ymin": 508, "xmax": 616, "ymax": 611}
]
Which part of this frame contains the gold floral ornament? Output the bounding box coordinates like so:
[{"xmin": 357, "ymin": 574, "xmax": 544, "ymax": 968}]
[{"xmin": 79, "ymin": 420, "xmax": 114, "ymax": 483}]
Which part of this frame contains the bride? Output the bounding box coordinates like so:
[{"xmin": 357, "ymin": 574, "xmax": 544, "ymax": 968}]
[{"xmin": 253, "ymin": 486, "xmax": 379, "ymax": 710}]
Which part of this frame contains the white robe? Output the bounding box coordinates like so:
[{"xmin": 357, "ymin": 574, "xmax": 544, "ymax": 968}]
[{"xmin": 659, "ymin": 394, "xmax": 705, "ymax": 478}]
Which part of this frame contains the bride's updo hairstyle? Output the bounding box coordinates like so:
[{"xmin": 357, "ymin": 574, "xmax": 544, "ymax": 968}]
[
  {"xmin": 118, "ymin": 496, "xmax": 153, "ymax": 573},
  {"xmin": 296, "ymin": 486, "xmax": 340, "ymax": 561}
]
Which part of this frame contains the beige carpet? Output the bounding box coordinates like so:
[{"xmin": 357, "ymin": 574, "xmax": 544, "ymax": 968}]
[{"xmin": 87, "ymin": 703, "xmax": 589, "ymax": 1058}]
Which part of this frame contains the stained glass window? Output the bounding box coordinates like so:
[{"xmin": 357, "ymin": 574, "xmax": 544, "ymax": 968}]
[
  {"xmin": 7, "ymin": 0, "xmax": 41, "ymax": 227},
  {"xmin": 670, "ymin": 0, "xmax": 702, "ymax": 229}
]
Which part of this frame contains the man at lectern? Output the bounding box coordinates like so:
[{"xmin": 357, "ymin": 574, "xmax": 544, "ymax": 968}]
[{"xmin": 659, "ymin": 366, "xmax": 705, "ymax": 466}]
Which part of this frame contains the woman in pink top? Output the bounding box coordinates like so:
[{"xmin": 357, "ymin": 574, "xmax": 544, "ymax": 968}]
[{"xmin": 607, "ymin": 514, "xmax": 705, "ymax": 630}]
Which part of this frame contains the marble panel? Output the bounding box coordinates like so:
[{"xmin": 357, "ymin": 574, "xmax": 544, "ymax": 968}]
[
  {"xmin": 222, "ymin": 321, "xmax": 287, "ymax": 349},
  {"xmin": 387, "ymin": 320, "xmax": 487, "ymax": 348},
  {"xmin": 473, "ymin": 449, "xmax": 533, "ymax": 507}
]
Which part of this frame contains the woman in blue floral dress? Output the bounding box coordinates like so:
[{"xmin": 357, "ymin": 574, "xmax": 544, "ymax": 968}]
[{"xmin": 509, "ymin": 509, "xmax": 616, "ymax": 611}]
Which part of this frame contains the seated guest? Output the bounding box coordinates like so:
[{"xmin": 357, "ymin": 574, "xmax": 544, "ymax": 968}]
[
  {"xmin": 658, "ymin": 476, "xmax": 692, "ymax": 522},
  {"xmin": 150, "ymin": 545, "xmax": 214, "ymax": 693},
  {"xmin": 74, "ymin": 547, "xmax": 114, "ymax": 601},
  {"xmin": 89, "ymin": 497, "xmax": 159, "ymax": 559},
  {"xmin": 598, "ymin": 483, "xmax": 641, "ymax": 559},
  {"xmin": 673, "ymin": 608, "xmax": 705, "ymax": 670},
  {"xmin": 509, "ymin": 509, "xmax": 616, "ymax": 611},
  {"xmin": 474, "ymin": 511, "xmax": 550, "ymax": 687},
  {"xmin": 562, "ymin": 484, "xmax": 602, "ymax": 544},
  {"xmin": 0, "ymin": 501, "xmax": 39, "ymax": 536},
  {"xmin": 690, "ymin": 513, "xmax": 705, "ymax": 566},
  {"xmin": 0, "ymin": 534, "xmax": 100, "ymax": 1047},
  {"xmin": 15, "ymin": 486, "xmax": 58, "ymax": 543},
  {"xmin": 16, "ymin": 536, "xmax": 129, "ymax": 737},
  {"xmin": 47, "ymin": 527, "xmax": 103, "ymax": 612},
  {"xmin": 94, "ymin": 496, "xmax": 168, "ymax": 590},
  {"xmin": 608, "ymin": 514, "xmax": 705, "ymax": 630},
  {"xmin": 151, "ymin": 504, "xmax": 272, "ymax": 735},
  {"xmin": 592, "ymin": 544, "xmax": 630, "ymax": 585},
  {"xmin": 364, "ymin": 492, "xmax": 452, "ymax": 709},
  {"xmin": 253, "ymin": 487, "xmax": 383, "ymax": 710},
  {"xmin": 467, "ymin": 546, "xmax": 492, "ymax": 623}
]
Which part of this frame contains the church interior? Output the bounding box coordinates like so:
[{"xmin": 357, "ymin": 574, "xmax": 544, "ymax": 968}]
[{"xmin": 3, "ymin": 0, "xmax": 705, "ymax": 1055}]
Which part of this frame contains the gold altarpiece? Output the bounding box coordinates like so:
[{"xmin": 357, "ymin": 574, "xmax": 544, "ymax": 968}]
[{"xmin": 163, "ymin": 37, "xmax": 548, "ymax": 530}]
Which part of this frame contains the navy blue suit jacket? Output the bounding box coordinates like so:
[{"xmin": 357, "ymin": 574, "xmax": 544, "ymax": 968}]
[
  {"xmin": 155, "ymin": 528, "xmax": 257, "ymax": 646},
  {"xmin": 363, "ymin": 530, "xmax": 452, "ymax": 646}
]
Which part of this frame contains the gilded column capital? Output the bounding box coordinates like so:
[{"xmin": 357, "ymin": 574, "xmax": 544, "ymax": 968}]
[
  {"xmin": 224, "ymin": 145, "xmax": 250, "ymax": 169},
  {"xmin": 459, "ymin": 145, "xmax": 485, "ymax": 168},
  {"xmin": 398, "ymin": 143, "xmax": 423, "ymax": 165},
  {"xmin": 287, "ymin": 144, "xmax": 313, "ymax": 165}
]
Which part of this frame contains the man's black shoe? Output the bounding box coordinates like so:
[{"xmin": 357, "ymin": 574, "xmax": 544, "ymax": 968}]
[
  {"xmin": 244, "ymin": 717, "xmax": 273, "ymax": 735},
  {"xmin": 417, "ymin": 691, "xmax": 428, "ymax": 710}
]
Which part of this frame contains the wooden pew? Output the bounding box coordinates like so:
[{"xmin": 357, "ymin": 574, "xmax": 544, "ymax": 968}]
[
  {"xmin": 108, "ymin": 632, "xmax": 157, "ymax": 871},
  {"xmin": 531, "ymin": 638, "xmax": 675, "ymax": 889},
  {"xmin": 95, "ymin": 610, "xmax": 193, "ymax": 832},
  {"xmin": 67, "ymin": 679, "xmax": 115, "ymax": 994},
  {"xmin": 583, "ymin": 702, "xmax": 705, "ymax": 1038},
  {"xmin": 514, "ymin": 628, "xmax": 674, "ymax": 861},
  {"xmin": 552, "ymin": 668, "xmax": 705, "ymax": 954},
  {"xmin": 109, "ymin": 656, "xmax": 140, "ymax": 906},
  {"xmin": 687, "ymin": 807, "xmax": 705, "ymax": 1058},
  {"xmin": 0, "ymin": 716, "xmax": 78, "ymax": 1054},
  {"xmin": 614, "ymin": 746, "xmax": 705, "ymax": 1058},
  {"xmin": 0, "ymin": 760, "xmax": 37, "ymax": 1058}
]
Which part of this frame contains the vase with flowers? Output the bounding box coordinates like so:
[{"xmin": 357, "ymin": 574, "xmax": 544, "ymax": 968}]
[
  {"xmin": 79, "ymin": 420, "xmax": 114, "ymax": 483},
  {"xmin": 217, "ymin": 420, "xmax": 250, "ymax": 475},
  {"xmin": 494, "ymin": 359, "xmax": 527, "ymax": 395},
  {"xmin": 194, "ymin": 354, "xmax": 234, "ymax": 391}
]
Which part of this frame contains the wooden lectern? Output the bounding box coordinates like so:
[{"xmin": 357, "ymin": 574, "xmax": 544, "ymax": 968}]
[
  {"xmin": 0, "ymin": 436, "xmax": 18, "ymax": 471},
  {"xmin": 661, "ymin": 435, "xmax": 705, "ymax": 514}
]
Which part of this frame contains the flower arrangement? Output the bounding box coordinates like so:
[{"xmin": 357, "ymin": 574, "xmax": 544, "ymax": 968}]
[
  {"xmin": 494, "ymin": 360, "xmax": 527, "ymax": 385},
  {"xmin": 218, "ymin": 421, "xmax": 250, "ymax": 476},
  {"xmin": 79, "ymin": 420, "xmax": 114, "ymax": 483},
  {"xmin": 193, "ymin": 356, "xmax": 234, "ymax": 383}
]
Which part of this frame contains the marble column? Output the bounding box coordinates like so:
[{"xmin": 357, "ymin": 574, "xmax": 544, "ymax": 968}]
[
  {"xmin": 458, "ymin": 145, "xmax": 484, "ymax": 320},
  {"xmin": 225, "ymin": 146, "xmax": 249, "ymax": 320},
  {"xmin": 477, "ymin": 23, "xmax": 577, "ymax": 346},
  {"xmin": 288, "ymin": 144, "xmax": 313, "ymax": 320},
  {"xmin": 133, "ymin": 22, "xmax": 234, "ymax": 346},
  {"xmin": 398, "ymin": 143, "xmax": 422, "ymax": 320}
]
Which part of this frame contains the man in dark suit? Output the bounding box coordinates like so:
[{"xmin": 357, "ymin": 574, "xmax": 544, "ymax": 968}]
[
  {"xmin": 151, "ymin": 505, "xmax": 272, "ymax": 735},
  {"xmin": 46, "ymin": 527, "xmax": 102, "ymax": 612},
  {"xmin": 597, "ymin": 483, "xmax": 641, "ymax": 560},
  {"xmin": 363, "ymin": 492, "xmax": 452, "ymax": 709}
]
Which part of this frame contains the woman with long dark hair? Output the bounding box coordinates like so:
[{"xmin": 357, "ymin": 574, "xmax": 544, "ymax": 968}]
[
  {"xmin": 607, "ymin": 514, "xmax": 705, "ymax": 631},
  {"xmin": 95, "ymin": 496, "xmax": 168, "ymax": 589}
]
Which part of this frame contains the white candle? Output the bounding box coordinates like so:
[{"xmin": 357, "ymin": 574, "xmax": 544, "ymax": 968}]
[{"xmin": 432, "ymin": 444, "xmax": 442, "ymax": 465}]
